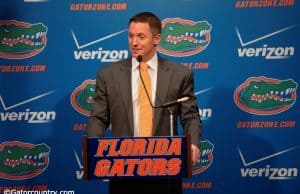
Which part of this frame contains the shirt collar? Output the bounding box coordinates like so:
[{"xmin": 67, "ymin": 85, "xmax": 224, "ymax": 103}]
[{"xmin": 132, "ymin": 53, "xmax": 158, "ymax": 71}]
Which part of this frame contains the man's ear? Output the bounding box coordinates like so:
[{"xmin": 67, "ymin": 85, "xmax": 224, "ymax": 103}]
[{"xmin": 153, "ymin": 34, "xmax": 161, "ymax": 45}]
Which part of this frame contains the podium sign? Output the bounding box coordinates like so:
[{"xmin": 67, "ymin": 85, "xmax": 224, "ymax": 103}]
[{"xmin": 83, "ymin": 135, "xmax": 192, "ymax": 180}]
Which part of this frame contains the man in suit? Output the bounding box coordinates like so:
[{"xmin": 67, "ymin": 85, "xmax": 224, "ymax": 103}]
[{"xmin": 87, "ymin": 12, "xmax": 202, "ymax": 194}]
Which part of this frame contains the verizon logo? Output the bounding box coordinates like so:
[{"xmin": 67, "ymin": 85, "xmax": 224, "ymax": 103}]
[
  {"xmin": 236, "ymin": 25, "xmax": 295, "ymax": 60},
  {"xmin": 0, "ymin": 91, "xmax": 56, "ymax": 124},
  {"xmin": 237, "ymin": 44, "xmax": 294, "ymax": 59},
  {"xmin": 239, "ymin": 146, "xmax": 298, "ymax": 180},
  {"xmin": 71, "ymin": 29, "xmax": 128, "ymax": 62}
]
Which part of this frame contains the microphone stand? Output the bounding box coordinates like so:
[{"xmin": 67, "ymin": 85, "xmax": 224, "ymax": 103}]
[{"xmin": 167, "ymin": 106, "xmax": 175, "ymax": 136}]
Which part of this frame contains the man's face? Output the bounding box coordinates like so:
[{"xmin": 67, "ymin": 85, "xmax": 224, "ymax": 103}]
[{"xmin": 128, "ymin": 22, "xmax": 161, "ymax": 62}]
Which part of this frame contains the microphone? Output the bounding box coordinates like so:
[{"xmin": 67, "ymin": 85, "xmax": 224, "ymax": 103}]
[
  {"xmin": 158, "ymin": 96, "xmax": 191, "ymax": 108},
  {"xmin": 137, "ymin": 55, "xmax": 156, "ymax": 109},
  {"xmin": 137, "ymin": 55, "xmax": 143, "ymax": 63}
]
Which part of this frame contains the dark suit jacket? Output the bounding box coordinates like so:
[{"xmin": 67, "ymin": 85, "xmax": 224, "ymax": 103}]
[{"xmin": 87, "ymin": 55, "xmax": 201, "ymax": 147}]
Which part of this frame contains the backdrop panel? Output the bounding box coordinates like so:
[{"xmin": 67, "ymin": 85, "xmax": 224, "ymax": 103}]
[{"xmin": 0, "ymin": 0, "xmax": 299, "ymax": 194}]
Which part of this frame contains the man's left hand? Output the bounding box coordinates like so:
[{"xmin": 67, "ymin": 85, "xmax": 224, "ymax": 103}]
[{"xmin": 191, "ymin": 144, "xmax": 200, "ymax": 165}]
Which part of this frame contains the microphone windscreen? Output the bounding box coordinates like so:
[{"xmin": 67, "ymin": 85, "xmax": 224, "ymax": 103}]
[{"xmin": 137, "ymin": 55, "xmax": 143, "ymax": 62}]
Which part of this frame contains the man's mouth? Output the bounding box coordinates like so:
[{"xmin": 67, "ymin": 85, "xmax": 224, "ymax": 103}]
[
  {"xmin": 131, "ymin": 48, "xmax": 141, "ymax": 52},
  {"xmin": 131, "ymin": 49, "xmax": 142, "ymax": 55}
]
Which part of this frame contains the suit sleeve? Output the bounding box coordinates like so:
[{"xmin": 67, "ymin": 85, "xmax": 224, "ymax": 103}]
[
  {"xmin": 87, "ymin": 69, "xmax": 110, "ymax": 137},
  {"xmin": 179, "ymin": 70, "xmax": 202, "ymax": 148}
]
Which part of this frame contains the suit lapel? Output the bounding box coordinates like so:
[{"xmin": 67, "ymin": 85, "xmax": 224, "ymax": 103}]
[
  {"xmin": 153, "ymin": 57, "xmax": 172, "ymax": 135},
  {"xmin": 117, "ymin": 59, "xmax": 134, "ymax": 134}
]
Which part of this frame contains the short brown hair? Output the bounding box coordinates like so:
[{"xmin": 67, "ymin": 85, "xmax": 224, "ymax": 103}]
[{"xmin": 129, "ymin": 12, "xmax": 161, "ymax": 35}]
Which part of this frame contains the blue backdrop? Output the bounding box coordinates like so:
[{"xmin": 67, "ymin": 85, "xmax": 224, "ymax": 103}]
[{"xmin": 0, "ymin": 0, "xmax": 299, "ymax": 194}]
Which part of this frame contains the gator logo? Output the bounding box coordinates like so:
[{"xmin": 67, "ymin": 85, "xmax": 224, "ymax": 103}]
[
  {"xmin": 71, "ymin": 80, "xmax": 96, "ymax": 116},
  {"xmin": 0, "ymin": 141, "xmax": 50, "ymax": 180},
  {"xmin": 234, "ymin": 77, "xmax": 298, "ymax": 115},
  {"xmin": 157, "ymin": 18, "xmax": 211, "ymax": 57},
  {"xmin": 0, "ymin": 20, "xmax": 47, "ymax": 59},
  {"xmin": 193, "ymin": 140, "xmax": 214, "ymax": 175}
]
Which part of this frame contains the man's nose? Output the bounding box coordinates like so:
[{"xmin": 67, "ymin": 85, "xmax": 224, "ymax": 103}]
[{"xmin": 132, "ymin": 37, "xmax": 139, "ymax": 46}]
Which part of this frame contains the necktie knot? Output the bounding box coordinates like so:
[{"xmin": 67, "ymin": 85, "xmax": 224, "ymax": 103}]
[{"xmin": 140, "ymin": 63, "xmax": 149, "ymax": 71}]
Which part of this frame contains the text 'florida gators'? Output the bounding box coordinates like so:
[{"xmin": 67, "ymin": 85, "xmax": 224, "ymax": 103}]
[{"xmin": 93, "ymin": 138, "xmax": 183, "ymax": 177}]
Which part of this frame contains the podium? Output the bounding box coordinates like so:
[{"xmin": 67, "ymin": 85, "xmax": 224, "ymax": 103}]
[{"xmin": 82, "ymin": 135, "xmax": 192, "ymax": 180}]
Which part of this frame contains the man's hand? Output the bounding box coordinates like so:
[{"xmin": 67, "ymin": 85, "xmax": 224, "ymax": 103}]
[{"xmin": 191, "ymin": 144, "xmax": 200, "ymax": 165}]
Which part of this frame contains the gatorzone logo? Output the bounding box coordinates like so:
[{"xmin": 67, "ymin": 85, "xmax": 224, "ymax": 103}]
[
  {"xmin": 0, "ymin": 141, "xmax": 50, "ymax": 180},
  {"xmin": 0, "ymin": 20, "xmax": 47, "ymax": 59},
  {"xmin": 234, "ymin": 76, "xmax": 298, "ymax": 115},
  {"xmin": 193, "ymin": 140, "xmax": 214, "ymax": 175},
  {"xmin": 71, "ymin": 80, "xmax": 96, "ymax": 116},
  {"xmin": 157, "ymin": 18, "xmax": 211, "ymax": 57}
]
